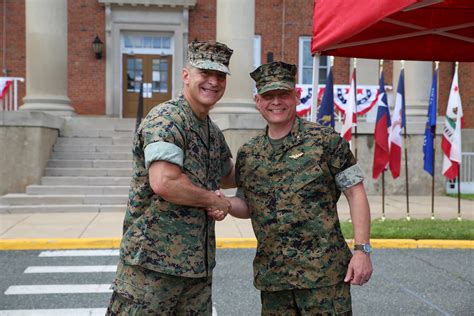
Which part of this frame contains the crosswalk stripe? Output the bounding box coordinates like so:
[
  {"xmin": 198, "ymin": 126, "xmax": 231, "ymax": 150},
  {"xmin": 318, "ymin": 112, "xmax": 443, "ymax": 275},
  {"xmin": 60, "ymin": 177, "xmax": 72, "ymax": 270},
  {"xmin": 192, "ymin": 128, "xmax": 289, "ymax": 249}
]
[
  {"xmin": 0, "ymin": 308, "xmax": 107, "ymax": 316},
  {"xmin": 5, "ymin": 284, "xmax": 112, "ymax": 295},
  {"xmin": 24, "ymin": 265, "xmax": 117, "ymax": 273},
  {"xmin": 39, "ymin": 250, "xmax": 119, "ymax": 257}
]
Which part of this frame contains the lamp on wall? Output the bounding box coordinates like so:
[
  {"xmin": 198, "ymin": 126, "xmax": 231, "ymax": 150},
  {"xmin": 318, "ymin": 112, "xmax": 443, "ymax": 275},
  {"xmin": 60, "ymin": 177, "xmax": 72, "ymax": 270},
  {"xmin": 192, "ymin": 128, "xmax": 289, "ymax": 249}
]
[{"xmin": 92, "ymin": 35, "xmax": 104, "ymax": 59}]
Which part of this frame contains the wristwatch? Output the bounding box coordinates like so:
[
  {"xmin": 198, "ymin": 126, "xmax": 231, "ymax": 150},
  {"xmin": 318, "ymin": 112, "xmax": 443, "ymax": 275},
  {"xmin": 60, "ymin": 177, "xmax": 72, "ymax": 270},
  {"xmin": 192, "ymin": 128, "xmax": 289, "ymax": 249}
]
[{"xmin": 354, "ymin": 243, "xmax": 372, "ymax": 255}]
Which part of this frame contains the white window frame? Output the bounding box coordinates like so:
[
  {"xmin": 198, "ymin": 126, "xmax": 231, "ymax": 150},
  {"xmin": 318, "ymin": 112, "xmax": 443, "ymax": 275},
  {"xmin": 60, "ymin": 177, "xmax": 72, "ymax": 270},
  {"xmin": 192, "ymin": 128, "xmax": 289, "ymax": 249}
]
[
  {"xmin": 121, "ymin": 32, "xmax": 174, "ymax": 55},
  {"xmin": 298, "ymin": 36, "xmax": 329, "ymax": 84}
]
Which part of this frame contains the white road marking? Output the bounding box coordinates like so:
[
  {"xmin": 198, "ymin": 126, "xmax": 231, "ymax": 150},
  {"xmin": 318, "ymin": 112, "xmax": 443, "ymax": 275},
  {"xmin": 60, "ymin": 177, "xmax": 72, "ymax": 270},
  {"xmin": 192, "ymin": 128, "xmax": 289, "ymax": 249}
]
[
  {"xmin": 39, "ymin": 250, "xmax": 119, "ymax": 257},
  {"xmin": 5, "ymin": 284, "xmax": 112, "ymax": 295},
  {"xmin": 0, "ymin": 308, "xmax": 107, "ymax": 315},
  {"xmin": 24, "ymin": 265, "xmax": 117, "ymax": 274}
]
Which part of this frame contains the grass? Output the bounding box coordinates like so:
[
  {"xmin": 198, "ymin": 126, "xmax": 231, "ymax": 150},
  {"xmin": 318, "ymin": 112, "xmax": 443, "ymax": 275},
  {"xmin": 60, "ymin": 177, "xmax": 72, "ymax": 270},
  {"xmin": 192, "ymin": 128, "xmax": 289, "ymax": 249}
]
[
  {"xmin": 340, "ymin": 219, "xmax": 474, "ymax": 240},
  {"xmin": 447, "ymin": 193, "xmax": 474, "ymax": 201}
]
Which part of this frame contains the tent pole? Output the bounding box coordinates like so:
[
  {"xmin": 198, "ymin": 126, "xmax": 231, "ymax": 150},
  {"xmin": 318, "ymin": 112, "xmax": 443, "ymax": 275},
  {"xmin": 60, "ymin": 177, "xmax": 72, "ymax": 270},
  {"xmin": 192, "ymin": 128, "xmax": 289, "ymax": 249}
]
[
  {"xmin": 311, "ymin": 55, "xmax": 320, "ymax": 123},
  {"xmin": 353, "ymin": 59, "xmax": 358, "ymax": 161}
]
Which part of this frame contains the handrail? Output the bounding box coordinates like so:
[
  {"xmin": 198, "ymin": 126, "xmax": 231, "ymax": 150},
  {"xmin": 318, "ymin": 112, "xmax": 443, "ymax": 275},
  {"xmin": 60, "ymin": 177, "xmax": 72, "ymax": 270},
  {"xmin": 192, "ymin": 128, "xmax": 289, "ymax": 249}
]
[{"xmin": 0, "ymin": 77, "xmax": 24, "ymax": 111}]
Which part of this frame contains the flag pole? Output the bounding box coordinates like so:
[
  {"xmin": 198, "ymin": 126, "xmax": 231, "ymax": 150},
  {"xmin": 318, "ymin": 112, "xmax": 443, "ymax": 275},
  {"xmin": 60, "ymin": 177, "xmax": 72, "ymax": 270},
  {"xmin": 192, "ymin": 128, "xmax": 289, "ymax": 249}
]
[
  {"xmin": 431, "ymin": 61, "xmax": 439, "ymax": 220},
  {"xmin": 457, "ymin": 169, "xmax": 461, "ymax": 221},
  {"xmin": 380, "ymin": 59, "xmax": 386, "ymax": 221},
  {"xmin": 455, "ymin": 61, "xmax": 462, "ymax": 222},
  {"xmin": 353, "ymin": 58, "xmax": 358, "ymax": 160},
  {"xmin": 401, "ymin": 60, "xmax": 410, "ymax": 221},
  {"xmin": 382, "ymin": 171, "xmax": 386, "ymax": 221}
]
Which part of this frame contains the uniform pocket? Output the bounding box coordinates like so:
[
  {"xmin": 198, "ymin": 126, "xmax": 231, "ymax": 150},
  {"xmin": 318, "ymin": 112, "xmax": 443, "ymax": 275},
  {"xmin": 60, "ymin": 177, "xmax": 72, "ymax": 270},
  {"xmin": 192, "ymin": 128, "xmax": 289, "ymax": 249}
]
[
  {"xmin": 112, "ymin": 278, "xmax": 147, "ymax": 305},
  {"xmin": 111, "ymin": 262, "xmax": 150, "ymax": 306},
  {"xmin": 290, "ymin": 164, "xmax": 325, "ymax": 193}
]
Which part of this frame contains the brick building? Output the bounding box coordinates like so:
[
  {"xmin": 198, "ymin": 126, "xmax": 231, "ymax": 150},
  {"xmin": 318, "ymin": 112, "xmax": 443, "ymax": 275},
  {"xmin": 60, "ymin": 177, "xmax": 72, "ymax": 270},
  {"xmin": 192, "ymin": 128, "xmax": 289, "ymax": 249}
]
[
  {"xmin": 0, "ymin": 0, "xmax": 473, "ymax": 195},
  {"xmin": 1, "ymin": 0, "xmax": 472, "ymax": 123}
]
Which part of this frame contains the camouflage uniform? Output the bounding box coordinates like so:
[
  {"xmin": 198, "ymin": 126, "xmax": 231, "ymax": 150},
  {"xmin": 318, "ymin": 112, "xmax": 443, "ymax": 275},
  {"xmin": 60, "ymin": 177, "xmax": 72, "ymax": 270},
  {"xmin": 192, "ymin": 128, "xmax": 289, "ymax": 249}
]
[
  {"xmin": 235, "ymin": 61, "xmax": 365, "ymax": 315},
  {"xmin": 119, "ymin": 93, "xmax": 232, "ymax": 276},
  {"xmin": 108, "ymin": 41, "xmax": 233, "ymax": 315}
]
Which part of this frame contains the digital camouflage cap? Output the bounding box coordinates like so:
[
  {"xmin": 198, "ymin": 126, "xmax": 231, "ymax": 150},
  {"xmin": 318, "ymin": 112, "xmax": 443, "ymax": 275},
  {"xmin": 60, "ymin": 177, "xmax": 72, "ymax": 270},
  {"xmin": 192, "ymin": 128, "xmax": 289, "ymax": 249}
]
[
  {"xmin": 250, "ymin": 61, "xmax": 297, "ymax": 95},
  {"xmin": 187, "ymin": 41, "xmax": 233, "ymax": 74}
]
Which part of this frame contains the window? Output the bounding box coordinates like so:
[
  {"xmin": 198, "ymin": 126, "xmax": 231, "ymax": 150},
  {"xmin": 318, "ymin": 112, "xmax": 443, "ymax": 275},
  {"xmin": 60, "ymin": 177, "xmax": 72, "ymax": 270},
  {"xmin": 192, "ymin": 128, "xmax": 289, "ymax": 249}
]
[
  {"xmin": 122, "ymin": 33, "xmax": 173, "ymax": 55},
  {"xmin": 298, "ymin": 37, "xmax": 329, "ymax": 85}
]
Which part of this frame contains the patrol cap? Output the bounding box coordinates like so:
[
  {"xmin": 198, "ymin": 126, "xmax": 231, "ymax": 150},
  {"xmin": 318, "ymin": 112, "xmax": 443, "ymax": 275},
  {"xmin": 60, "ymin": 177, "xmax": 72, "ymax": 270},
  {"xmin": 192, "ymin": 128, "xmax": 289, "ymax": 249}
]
[
  {"xmin": 250, "ymin": 61, "xmax": 297, "ymax": 95},
  {"xmin": 187, "ymin": 41, "xmax": 233, "ymax": 75}
]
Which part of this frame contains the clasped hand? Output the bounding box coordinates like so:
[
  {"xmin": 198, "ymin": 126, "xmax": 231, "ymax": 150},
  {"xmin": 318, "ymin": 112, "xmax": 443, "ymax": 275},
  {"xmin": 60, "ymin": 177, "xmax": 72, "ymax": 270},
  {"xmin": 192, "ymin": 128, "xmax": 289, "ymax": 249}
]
[{"xmin": 207, "ymin": 190, "xmax": 231, "ymax": 221}]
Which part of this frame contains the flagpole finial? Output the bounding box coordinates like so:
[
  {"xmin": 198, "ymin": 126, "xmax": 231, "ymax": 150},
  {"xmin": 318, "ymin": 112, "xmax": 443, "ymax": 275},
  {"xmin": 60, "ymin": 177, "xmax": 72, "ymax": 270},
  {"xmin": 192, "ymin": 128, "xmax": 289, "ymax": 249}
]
[
  {"xmin": 330, "ymin": 56, "xmax": 334, "ymax": 67},
  {"xmin": 455, "ymin": 61, "xmax": 459, "ymax": 69},
  {"xmin": 379, "ymin": 60, "xmax": 384, "ymax": 74},
  {"xmin": 435, "ymin": 61, "xmax": 439, "ymax": 69},
  {"xmin": 353, "ymin": 58, "xmax": 357, "ymax": 68},
  {"xmin": 401, "ymin": 60, "xmax": 405, "ymax": 69}
]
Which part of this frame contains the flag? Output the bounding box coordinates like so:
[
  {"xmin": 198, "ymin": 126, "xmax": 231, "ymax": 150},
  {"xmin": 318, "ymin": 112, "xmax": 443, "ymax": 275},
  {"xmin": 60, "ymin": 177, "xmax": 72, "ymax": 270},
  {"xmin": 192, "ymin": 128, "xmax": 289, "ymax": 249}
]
[
  {"xmin": 340, "ymin": 69, "xmax": 356, "ymax": 143},
  {"xmin": 317, "ymin": 68, "xmax": 334, "ymax": 127},
  {"xmin": 442, "ymin": 66, "xmax": 464, "ymax": 180},
  {"xmin": 0, "ymin": 78, "xmax": 12, "ymax": 99},
  {"xmin": 389, "ymin": 69, "xmax": 405, "ymax": 179},
  {"xmin": 372, "ymin": 72, "xmax": 391, "ymax": 179},
  {"xmin": 423, "ymin": 69, "xmax": 438, "ymax": 176}
]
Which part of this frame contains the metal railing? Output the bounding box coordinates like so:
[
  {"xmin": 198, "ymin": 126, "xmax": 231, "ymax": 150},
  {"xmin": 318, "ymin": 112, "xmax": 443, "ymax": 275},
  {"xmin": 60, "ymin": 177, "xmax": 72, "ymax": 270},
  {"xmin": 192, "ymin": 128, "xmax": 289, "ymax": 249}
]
[
  {"xmin": 446, "ymin": 152, "xmax": 474, "ymax": 194},
  {"xmin": 0, "ymin": 77, "xmax": 24, "ymax": 111}
]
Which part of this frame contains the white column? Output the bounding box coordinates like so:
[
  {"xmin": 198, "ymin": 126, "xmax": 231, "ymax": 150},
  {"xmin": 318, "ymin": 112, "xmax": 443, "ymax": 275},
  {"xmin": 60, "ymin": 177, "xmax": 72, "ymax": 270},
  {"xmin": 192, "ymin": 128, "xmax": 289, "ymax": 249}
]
[
  {"xmin": 21, "ymin": 0, "xmax": 74, "ymax": 116},
  {"xmin": 214, "ymin": 0, "xmax": 256, "ymax": 113},
  {"xmin": 393, "ymin": 60, "xmax": 432, "ymax": 119}
]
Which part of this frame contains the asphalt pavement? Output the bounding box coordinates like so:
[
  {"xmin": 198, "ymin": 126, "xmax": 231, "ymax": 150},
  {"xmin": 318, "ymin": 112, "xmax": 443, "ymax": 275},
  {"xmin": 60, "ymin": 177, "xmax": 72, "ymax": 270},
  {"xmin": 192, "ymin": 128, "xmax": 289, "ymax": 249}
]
[{"xmin": 0, "ymin": 249, "xmax": 472, "ymax": 315}]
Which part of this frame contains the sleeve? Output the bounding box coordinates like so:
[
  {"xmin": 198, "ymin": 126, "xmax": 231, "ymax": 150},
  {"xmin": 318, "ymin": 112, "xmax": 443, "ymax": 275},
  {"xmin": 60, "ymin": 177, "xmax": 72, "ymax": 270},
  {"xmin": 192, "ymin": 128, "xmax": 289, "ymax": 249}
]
[
  {"xmin": 327, "ymin": 132, "xmax": 364, "ymax": 191},
  {"xmin": 141, "ymin": 107, "xmax": 186, "ymax": 169}
]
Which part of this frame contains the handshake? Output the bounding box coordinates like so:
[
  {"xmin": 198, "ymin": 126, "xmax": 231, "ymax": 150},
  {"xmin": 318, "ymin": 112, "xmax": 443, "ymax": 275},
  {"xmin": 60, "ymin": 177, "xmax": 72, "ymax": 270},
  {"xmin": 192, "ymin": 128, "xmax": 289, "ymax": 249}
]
[{"xmin": 207, "ymin": 190, "xmax": 231, "ymax": 221}]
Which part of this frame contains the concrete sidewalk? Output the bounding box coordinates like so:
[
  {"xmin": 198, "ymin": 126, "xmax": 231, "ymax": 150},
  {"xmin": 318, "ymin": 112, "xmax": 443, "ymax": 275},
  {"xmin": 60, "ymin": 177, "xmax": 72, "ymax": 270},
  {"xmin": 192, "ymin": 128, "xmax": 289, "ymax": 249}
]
[{"xmin": 0, "ymin": 195, "xmax": 472, "ymax": 250}]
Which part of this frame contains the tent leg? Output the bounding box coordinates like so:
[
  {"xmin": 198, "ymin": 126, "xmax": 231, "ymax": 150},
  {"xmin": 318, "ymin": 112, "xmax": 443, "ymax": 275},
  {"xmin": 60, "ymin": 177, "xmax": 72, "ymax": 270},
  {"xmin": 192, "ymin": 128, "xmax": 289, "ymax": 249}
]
[{"xmin": 311, "ymin": 55, "xmax": 320, "ymax": 123}]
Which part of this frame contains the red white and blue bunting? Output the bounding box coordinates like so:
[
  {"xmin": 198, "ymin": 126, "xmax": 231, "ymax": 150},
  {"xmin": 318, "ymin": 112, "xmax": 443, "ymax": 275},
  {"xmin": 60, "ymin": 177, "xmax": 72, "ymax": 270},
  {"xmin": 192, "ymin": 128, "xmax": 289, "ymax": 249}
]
[{"xmin": 296, "ymin": 84, "xmax": 380, "ymax": 117}]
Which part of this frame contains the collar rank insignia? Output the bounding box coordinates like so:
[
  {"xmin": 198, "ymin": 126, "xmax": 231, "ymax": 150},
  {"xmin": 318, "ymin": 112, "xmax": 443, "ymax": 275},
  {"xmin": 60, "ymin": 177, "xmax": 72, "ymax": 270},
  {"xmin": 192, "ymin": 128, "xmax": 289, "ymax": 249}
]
[{"xmin": 289, "ymin": 152, "xmax": 304, "ymax": 159}]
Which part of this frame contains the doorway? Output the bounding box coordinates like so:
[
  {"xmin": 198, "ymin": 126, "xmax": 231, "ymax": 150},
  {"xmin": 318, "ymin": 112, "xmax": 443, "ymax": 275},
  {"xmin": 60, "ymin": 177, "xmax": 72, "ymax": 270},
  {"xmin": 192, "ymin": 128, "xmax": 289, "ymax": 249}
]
[{"xmin": 122, "ymin": 54, "xmax": 172, "ymax": 118}]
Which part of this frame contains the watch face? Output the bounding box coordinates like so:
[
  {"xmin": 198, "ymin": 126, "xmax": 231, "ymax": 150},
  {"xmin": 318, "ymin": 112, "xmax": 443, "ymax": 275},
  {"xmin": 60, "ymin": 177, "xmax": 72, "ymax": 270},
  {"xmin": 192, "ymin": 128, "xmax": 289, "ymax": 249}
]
[{"xmin": 363, "ymin": 243, "xmax": 372, "ymax": 253}]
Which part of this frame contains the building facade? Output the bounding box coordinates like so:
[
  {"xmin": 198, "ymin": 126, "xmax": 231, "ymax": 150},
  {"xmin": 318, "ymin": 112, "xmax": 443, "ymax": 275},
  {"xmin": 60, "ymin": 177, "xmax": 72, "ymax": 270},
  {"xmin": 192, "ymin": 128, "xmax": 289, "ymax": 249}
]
[{"xmin": 1, "ymin": 0, "xmax": 473, "ymax": 195}]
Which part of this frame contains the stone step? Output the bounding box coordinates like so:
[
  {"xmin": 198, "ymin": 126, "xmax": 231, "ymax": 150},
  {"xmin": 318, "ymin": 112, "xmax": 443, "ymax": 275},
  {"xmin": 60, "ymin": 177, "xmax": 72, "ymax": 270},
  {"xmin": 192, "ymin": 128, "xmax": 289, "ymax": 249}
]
[
  {"xmin": 55, "ymin": 137, "xmax": 134, "ymax": 146},
  {"xmin": 47, "ymin": 160, "xmax": 132, "ymax": 168},
  {"xmin": 41, "ymin": 176, "xmax": 131, "ymax": 186},
  {"xmin": 63, "ymin": 117, "xmax": 135, "ymax": 128},
  {"xmin": 44, "ymin": 168, "xmax": 132, "ymax": 177},
  {"xmin": 59, "ymin": 129, "xmax": 134, "ymax": 138},
  {"xmin": 26, "ymin": 185, "xmax": 129, "ymax": 195},
  {"xmin": 0, "ymin": 204, "xmax": 125, "ymax": 214},
  {"xmin": 50, "ymin": 152, "xmax": 132, "ymax": 160},
  {"xmin": 0, "ymin": 194, "xmax": 127, "ymax": 205},
  {"xmin": 53, "ymin": 144, "xmax": 132, "ymax": 153}
]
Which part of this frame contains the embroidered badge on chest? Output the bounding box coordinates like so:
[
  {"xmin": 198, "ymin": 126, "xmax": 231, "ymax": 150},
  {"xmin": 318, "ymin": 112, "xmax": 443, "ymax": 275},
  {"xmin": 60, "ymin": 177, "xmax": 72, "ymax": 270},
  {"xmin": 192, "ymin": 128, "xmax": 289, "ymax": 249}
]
[{"xmin": 289, "ymin": 152, "xmax": 304, "ymax": 159}]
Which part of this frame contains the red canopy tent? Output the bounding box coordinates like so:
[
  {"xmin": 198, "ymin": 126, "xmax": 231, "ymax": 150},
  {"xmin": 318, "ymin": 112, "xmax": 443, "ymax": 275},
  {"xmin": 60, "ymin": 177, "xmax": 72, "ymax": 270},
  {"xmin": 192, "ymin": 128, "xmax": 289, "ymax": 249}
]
[
  {"xmin": 311, "ymin": 0, "xmax": 474, "ymax": 62},
  {"xmin": 310, "ymin": 0, "xmax": 473, "ymax": 214}
]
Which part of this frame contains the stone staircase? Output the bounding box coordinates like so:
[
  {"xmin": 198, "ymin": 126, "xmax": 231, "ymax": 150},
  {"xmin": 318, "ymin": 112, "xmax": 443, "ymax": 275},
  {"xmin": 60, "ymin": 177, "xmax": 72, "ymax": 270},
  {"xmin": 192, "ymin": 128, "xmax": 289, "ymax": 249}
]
[{"xmin": 0, "ymin": 117, "xmax": 135, "ymax": 213}]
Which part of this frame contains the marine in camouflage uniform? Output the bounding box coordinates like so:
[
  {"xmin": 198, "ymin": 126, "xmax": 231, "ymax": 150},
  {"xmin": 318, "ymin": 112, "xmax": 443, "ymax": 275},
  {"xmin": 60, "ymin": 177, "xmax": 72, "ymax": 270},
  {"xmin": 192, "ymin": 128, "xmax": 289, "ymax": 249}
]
[
  {"xmin": 230, "ymin": 61, "xmax": 373, "ymax": 315},
  {"xmin": 107, "ymin": 41, "xmax": 235, "ymax": 315}
]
